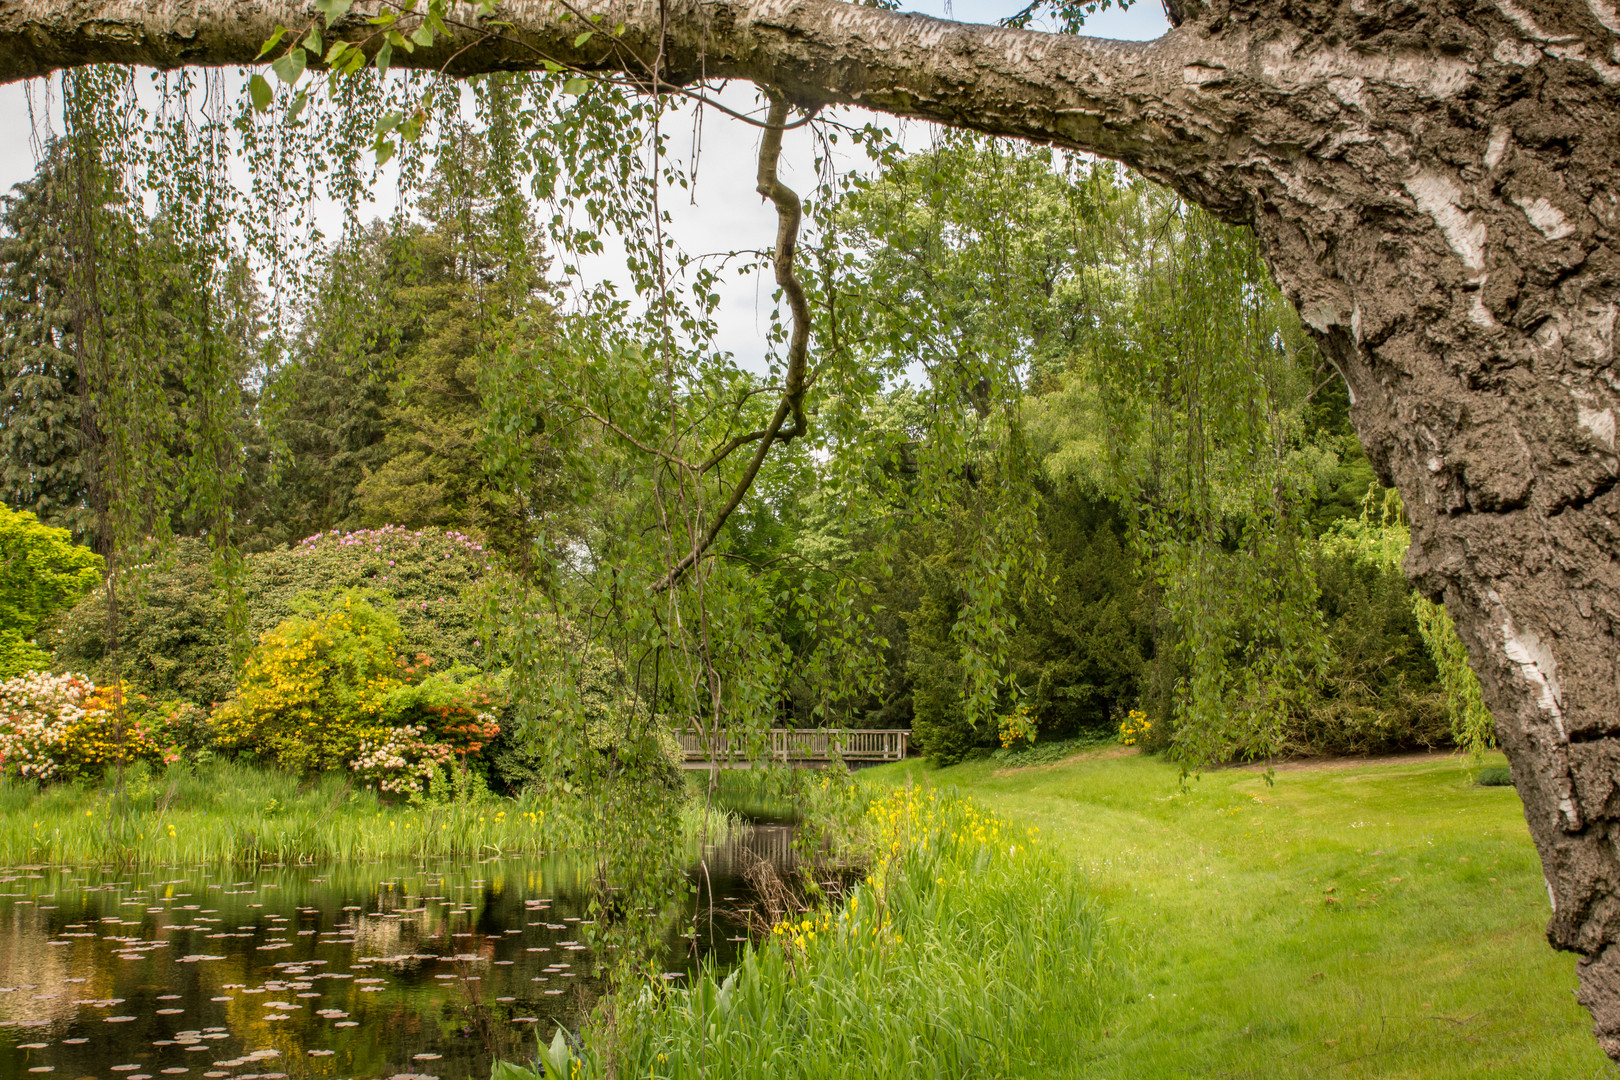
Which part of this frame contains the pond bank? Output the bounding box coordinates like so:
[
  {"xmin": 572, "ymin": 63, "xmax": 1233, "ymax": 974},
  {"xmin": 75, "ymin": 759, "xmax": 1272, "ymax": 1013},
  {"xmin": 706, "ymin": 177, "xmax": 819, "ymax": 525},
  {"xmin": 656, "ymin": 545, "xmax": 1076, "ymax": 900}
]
[
  {"xmin": 504, "ymin": 785, "xmax": 1119, "ymax": 1080},
  {"xmin": 0, "ymin": 762, "xmax": 738, "ymax": 866}
]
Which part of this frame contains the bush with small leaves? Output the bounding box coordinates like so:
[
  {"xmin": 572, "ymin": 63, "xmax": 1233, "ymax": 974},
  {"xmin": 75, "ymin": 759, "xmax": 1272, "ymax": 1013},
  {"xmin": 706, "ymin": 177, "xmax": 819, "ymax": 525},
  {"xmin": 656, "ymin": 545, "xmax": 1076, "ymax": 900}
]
[{"xmin": 1, "ymin": 506, "xmax": 101, "ymax": 679}]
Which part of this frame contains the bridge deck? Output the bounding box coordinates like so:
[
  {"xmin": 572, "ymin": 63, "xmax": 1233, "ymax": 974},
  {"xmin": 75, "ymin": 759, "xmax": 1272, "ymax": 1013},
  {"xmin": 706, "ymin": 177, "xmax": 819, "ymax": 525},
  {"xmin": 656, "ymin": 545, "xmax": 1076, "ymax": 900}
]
[{"xmin": 680, "ymin": 728, "xmax": 910, "ymax": 769}]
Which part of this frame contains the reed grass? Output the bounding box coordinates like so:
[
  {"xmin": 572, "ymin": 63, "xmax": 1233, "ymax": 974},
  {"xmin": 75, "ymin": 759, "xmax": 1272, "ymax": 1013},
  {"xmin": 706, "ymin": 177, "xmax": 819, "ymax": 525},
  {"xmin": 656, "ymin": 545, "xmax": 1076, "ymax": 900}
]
[
  {"xmin": 0, "ymin": 761, "xmax": 740, "ymax": 866},
  {"xmin": 505, "ymin": 785, "xmax": 1119, "ymax": 1080}
]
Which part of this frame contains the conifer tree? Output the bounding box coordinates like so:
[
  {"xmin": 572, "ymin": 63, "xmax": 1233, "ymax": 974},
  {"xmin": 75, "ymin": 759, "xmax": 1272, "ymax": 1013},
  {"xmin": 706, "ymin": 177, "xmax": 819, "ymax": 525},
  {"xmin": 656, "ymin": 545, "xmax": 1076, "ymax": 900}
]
[{"xmin": 0, "ymin": 144, "xmax": 91, "ymax": 540}]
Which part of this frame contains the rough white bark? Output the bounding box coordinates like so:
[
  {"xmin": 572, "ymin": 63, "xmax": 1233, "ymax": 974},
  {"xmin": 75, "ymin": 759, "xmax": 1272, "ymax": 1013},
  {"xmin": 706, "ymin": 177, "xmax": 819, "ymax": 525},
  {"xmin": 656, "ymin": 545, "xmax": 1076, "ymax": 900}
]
[{"xmin": 5, "ymin": 0, "xmax": 1620, "ymax": 1057}]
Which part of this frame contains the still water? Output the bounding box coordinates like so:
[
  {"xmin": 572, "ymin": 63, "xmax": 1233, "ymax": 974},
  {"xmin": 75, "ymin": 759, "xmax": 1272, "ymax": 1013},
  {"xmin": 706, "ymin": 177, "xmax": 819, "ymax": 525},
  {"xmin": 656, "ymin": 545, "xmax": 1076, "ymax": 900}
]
[{"xmin": 0, "ymin": 828, "xmax": 793, "ymax": 1080}]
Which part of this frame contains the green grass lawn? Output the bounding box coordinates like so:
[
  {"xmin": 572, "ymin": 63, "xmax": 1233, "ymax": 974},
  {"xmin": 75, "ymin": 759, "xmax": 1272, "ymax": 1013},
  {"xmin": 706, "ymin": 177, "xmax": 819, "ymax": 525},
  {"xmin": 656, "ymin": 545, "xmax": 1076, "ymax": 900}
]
[{"xmin": 866, "ymin": 748, "xmax": 1617, "ymax": 1079}]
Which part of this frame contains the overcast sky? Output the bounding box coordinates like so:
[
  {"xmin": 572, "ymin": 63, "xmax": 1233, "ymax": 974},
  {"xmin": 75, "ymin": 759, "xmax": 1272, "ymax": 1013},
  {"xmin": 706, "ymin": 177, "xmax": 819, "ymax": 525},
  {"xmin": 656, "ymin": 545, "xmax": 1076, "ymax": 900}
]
[{"xmin": 0, "ymin": 0, "xmax": 1167, "ymax": 368}]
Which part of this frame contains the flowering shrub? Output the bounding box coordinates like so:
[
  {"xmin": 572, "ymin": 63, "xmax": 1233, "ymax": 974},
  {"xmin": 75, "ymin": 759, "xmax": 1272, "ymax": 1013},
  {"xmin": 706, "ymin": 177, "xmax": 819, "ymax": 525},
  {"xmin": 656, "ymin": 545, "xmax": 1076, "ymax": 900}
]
[
  {"xmin": 212, "ymin": 590, "xmax": 504, "ymax": 789},
  {"xmin": 0, "ymin": 672, "xmax": 180, "ymax": 781},
  {"xmin": 997, "ymin": 703, "xmax": 1037, "ymax": 749},
  {"xmin": 210, "ymin": 592, "xmax": 403, "ymax": 772},
  {"xmin": 53, "ymin": 526, "xmax": 498, "ymax": 710},
  {"xmin": 350, "ymin": 725, "xmax": 454, "ymax": 794},
  {"xmin": 252, "ymin": 525, "xmax": 494, "ymax": 672},
  {"xmin": 1118, "ymin": 708, "xmax": 1152, "ymax": 746},
  {"xmin": 0, "ymin": 671, "xmax": 92, "ymax": 779}
]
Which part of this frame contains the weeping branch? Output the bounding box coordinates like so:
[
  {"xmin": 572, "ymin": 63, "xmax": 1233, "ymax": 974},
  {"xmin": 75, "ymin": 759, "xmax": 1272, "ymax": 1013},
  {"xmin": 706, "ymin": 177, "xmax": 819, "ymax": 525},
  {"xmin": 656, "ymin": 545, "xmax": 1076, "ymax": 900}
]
[{"xmin": 651, "ymin": 91, "xmax": 809, "ymax": 593}]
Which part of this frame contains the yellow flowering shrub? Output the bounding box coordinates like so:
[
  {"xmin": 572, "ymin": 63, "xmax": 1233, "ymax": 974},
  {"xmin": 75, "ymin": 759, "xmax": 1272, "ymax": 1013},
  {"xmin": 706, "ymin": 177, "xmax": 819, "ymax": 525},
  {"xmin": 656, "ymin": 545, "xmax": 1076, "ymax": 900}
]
[
  {"xmin": 54, "ymin": 682, "xmax": 176, "ymax": 779},
  {"xmin": 1118, "ymin": 708, "xmax": 1151, "ymax": 746},
  {"xmin": 210, "ymin": 592, "xmax": 403, "ymax": 772},
  {"xmin": 211, "ymin": 590, "xmax": 504, "ymax": 789},
  {"xmin": 997, "ymin": 702, "xmax": 1037, "ymax": 749}
]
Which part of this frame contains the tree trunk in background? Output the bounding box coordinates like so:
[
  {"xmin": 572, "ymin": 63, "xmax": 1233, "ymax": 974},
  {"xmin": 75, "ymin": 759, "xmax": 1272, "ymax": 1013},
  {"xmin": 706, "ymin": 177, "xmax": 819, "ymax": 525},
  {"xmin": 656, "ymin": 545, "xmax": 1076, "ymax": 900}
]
[{"xmin": 3, "ymin": 0, "xmax": 1620, "ymax": 1053}]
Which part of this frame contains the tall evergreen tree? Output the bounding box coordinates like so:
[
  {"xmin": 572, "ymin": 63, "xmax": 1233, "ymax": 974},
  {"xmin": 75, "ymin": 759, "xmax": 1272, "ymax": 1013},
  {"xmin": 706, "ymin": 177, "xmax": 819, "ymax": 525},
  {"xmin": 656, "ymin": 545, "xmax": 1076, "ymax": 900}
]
[
  {"xmin": 256, "ymin": 222, "xmax": 398, "ymax": 545},
  {"xmin": 0, "ymin": 144, "xmax": 91, "ymax": 540},
  {"xmin": 263, "ymin": 128, "xmax": 555, "ymax": 545}
]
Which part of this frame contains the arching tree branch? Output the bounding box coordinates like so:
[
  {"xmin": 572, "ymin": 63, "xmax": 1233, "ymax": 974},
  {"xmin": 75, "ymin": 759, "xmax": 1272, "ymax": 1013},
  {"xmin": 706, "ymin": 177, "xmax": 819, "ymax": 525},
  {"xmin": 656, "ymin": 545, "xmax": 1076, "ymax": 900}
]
[
  {"xmin": 652, "ymin": 90, "xmax": 809, "ymax": 592},
  {"xmin": 0, "ymin": 0, "xmax": 1195, "ymax": 168}
]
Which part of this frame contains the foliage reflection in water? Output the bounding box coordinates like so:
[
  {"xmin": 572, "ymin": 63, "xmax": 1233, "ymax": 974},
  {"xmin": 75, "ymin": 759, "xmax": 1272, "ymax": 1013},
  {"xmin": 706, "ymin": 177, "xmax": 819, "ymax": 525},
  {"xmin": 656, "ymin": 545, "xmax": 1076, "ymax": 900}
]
[{"xmin": 0, "ymin": 827, "xmax": 791, "ymax": 1080}]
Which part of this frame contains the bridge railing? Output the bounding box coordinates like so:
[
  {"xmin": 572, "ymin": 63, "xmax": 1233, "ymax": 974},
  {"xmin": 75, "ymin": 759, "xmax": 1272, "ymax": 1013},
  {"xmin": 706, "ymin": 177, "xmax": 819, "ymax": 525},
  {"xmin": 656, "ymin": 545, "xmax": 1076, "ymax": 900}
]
[{"xmin": 679, "ymin": 728, "xmax": 909, "ymax": 768}]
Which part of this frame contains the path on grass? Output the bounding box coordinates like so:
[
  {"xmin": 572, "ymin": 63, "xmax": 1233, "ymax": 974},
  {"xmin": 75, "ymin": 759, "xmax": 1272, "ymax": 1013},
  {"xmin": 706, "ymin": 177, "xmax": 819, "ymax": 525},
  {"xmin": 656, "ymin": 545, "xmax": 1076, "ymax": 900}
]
[{"xmin": 869, "ymin": 750, "xmax": 1617, "ymax": 1079}]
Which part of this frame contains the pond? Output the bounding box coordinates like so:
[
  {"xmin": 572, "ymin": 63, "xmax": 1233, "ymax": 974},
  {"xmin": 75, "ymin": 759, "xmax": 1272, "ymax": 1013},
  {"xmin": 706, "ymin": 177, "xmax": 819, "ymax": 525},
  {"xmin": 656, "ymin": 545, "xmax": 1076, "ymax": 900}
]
[{"xmin": 0, "ymin": 826, "xmax": 795, "ymax": 1080}]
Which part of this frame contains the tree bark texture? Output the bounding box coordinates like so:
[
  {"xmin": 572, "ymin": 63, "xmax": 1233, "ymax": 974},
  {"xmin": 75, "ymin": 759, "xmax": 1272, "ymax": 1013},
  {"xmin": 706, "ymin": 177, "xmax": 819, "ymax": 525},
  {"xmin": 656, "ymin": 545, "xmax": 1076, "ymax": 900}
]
[{"xmin": 5, "ymin": 0, "xmax": 1620, "ymax": 1054}]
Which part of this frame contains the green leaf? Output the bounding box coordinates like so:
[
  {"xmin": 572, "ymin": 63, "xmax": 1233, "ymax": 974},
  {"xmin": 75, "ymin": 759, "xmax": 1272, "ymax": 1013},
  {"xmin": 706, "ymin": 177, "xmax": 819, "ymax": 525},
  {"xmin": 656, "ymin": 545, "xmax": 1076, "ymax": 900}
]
[
  {"xmin": 325, "ymin": 40, "xmax": 351, "ymax": 63},
  {"xmin": 410, "ymin": 24, "xmax": 435, "ymax": 47},
  {"xmin": 255, "ymin": 25, "xmax": 286, "ymax": 60},
  {"xmin": 573, "ymin": 31, "xmax": 594, "ymax": 47},
  {"xmin": 375, "ymin": 40, "xmax": 393, "ymax": 71},
  {"xmin": 375, "ymin": 138, "xmax": 396, "ymax": 166},
  {"xmin": 562, "ymin": 77, "xmax": 589, "ymax": 95},
  {"xmin": 544, "ymin": 1028, "xmax": 573, "ymax": 1078},
  {"xmin": 612, "ymin": 22, "xmax": 626, "ymax": 35},
  {"xmin": 319, "ymin": 0, "xmax": 354, "ymax": 26},
  {"xmin": 287, "ymin": 90, "xmax": 309, "ymax": 122},
  {"xmin": 270, "ymin": 47, "xmax": 306, "ymax": 84},
  {"xmin": 488, "ymin": 1063, "xmax": 535, "ymax": 1080},
  {"xmin": 375, "ymin": 111, "xmax": 402, "ymax": 135},
  {"xmin": 248, "ymin": 73, "xmax": 273, "ymax": 112},
  {"xmin": 303, "ymin": 28, "xmax": 322, "ymax": 54}
]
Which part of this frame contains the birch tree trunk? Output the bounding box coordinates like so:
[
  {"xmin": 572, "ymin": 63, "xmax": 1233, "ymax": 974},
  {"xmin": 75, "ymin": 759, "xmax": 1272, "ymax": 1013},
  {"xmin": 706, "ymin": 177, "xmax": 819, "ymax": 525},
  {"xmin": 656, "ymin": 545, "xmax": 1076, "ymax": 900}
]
[{"xmin": 4, "ymin": 0, "xmax": 1620, "ymax": 1053}]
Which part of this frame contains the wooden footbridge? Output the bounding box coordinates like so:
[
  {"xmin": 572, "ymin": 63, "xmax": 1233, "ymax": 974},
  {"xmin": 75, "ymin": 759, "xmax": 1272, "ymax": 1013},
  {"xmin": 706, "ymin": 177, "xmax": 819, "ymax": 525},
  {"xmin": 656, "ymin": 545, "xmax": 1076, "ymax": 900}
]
[{"xmin": 680, "ymin": 728, "xmax": 910, "ymax": 770}]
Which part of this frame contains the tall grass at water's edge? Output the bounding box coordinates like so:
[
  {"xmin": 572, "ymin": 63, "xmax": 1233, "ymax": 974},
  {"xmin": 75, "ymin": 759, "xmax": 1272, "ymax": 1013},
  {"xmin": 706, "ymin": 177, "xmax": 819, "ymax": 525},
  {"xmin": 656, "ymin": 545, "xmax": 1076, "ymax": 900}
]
[
  {"xmin": 502, "ymin": 787, "xmax": 1119, "ymax": 1080},
  {"xmin": 0, "ymin": 761, "xmax": 741, "ymax": 865}
]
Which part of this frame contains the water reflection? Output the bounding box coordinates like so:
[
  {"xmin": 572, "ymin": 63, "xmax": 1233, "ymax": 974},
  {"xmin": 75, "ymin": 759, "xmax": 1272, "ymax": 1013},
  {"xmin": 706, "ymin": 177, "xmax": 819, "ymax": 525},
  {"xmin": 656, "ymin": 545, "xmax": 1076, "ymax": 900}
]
[{"xmin": 0, "ymin": 828, "xmax": 790, "ymax": 1080}]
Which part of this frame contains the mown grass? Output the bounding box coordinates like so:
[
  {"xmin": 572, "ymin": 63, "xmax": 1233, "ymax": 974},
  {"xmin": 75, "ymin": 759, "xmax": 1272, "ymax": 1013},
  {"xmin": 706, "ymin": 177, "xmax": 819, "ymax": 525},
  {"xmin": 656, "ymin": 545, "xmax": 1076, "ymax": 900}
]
[
  {"xmin": 866, "ymin": 747, "xmax": 1617, "ymax": 1079},
  {"xmin": 508, "ymin": 784, "xmax": 1119, "ymax": 1080},
  {"xmin": 0, "ymin": 761, "xmax": 738, "ymax": 865}
]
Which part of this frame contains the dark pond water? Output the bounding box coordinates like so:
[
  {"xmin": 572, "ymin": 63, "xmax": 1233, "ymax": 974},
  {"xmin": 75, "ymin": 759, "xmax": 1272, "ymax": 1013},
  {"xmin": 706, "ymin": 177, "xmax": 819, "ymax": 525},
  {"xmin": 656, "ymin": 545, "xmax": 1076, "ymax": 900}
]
[{"xmin": 0, "ymin": 827, "xmax": 794, "ymax": 1080}]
